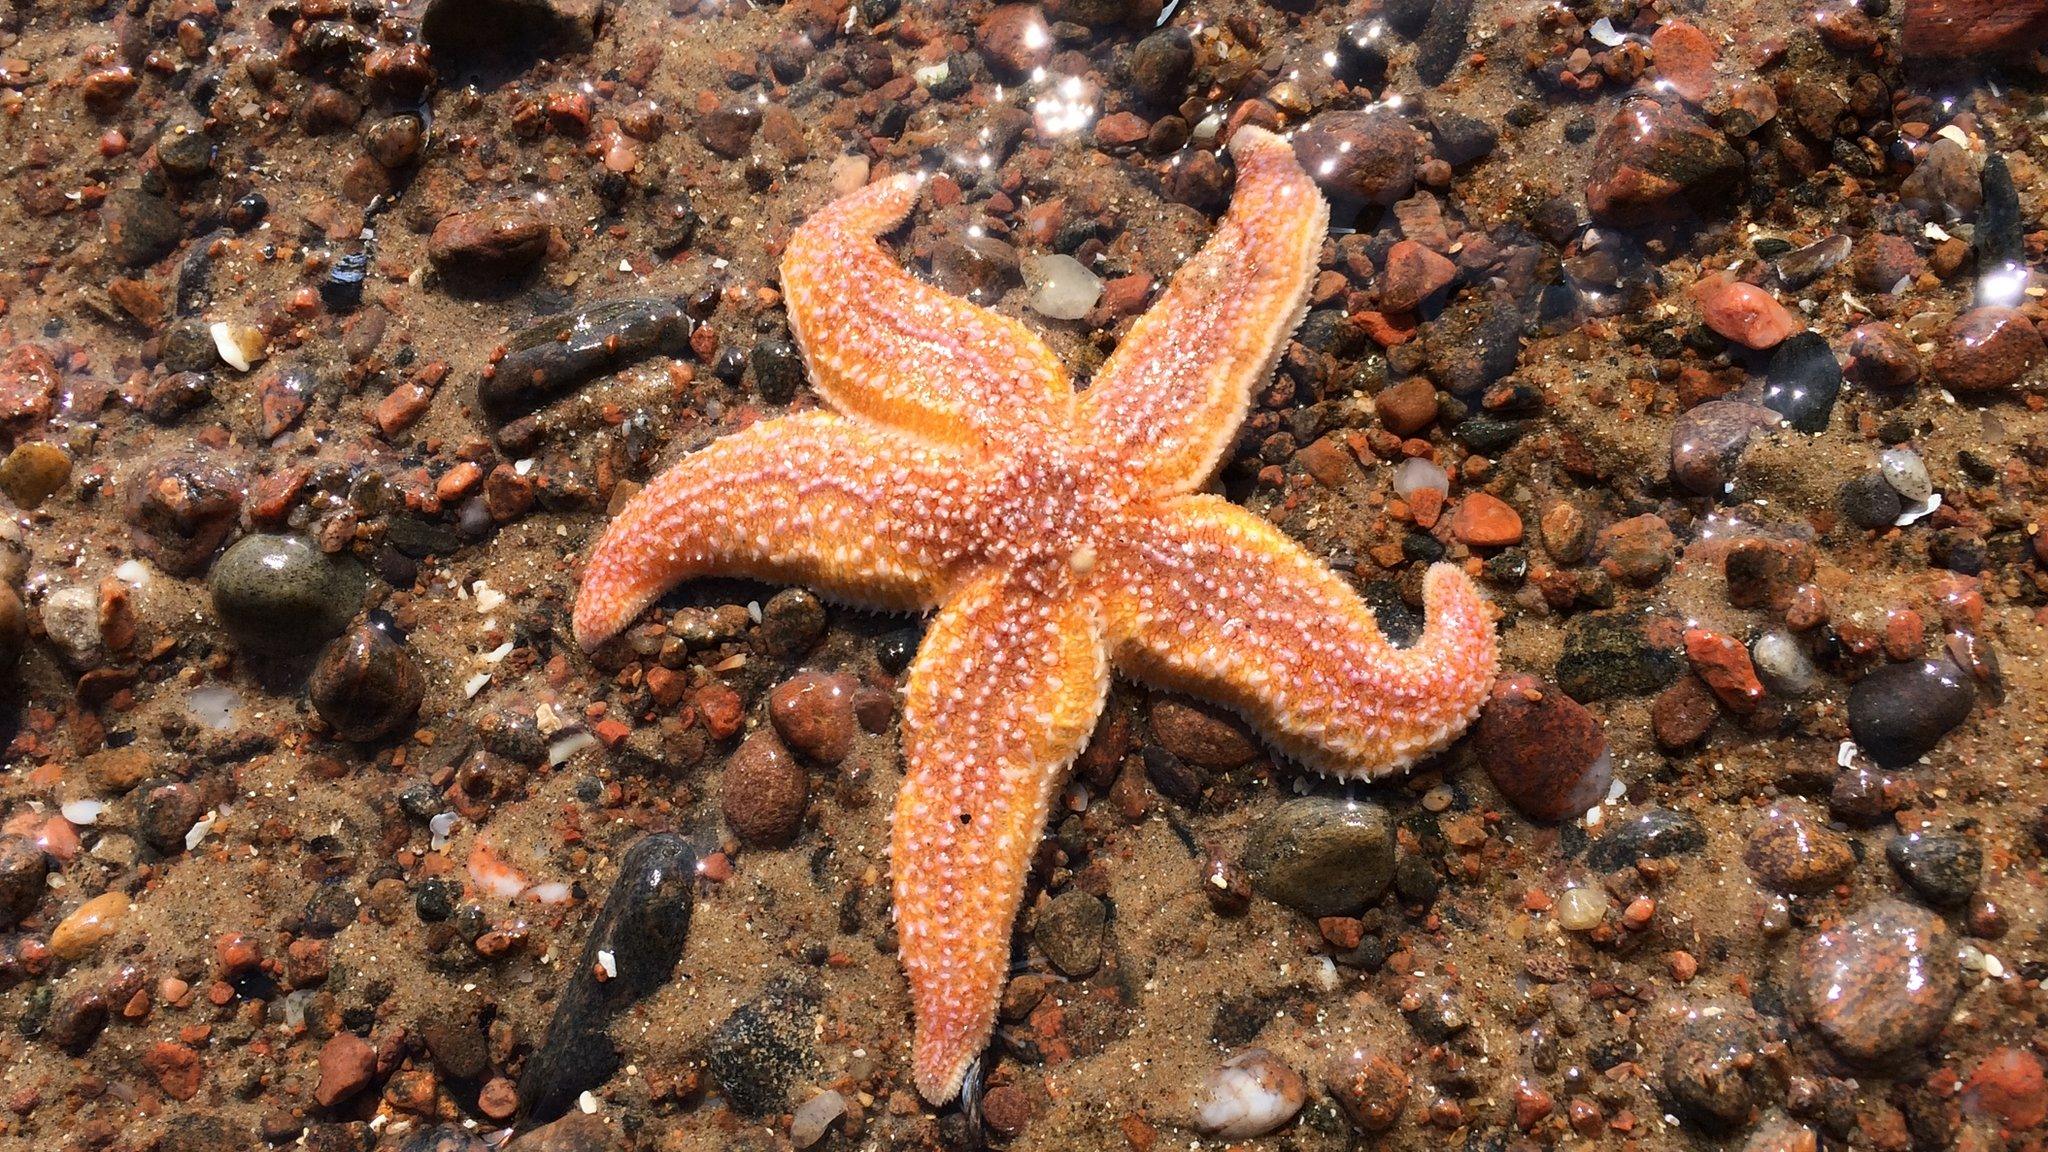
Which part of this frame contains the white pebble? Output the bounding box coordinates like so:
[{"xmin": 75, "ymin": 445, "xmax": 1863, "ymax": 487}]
[
  {"xmin": 208, "ymin": 321, "xmax": 266, "ymax": 372},
  {"xmin": 59, "ymin": 800, "xmax": 104, "ymax": 826},
  {"xmin": 1023, "ymin": 254, "xmax": 1102, "ymax": 321},
  {"xmin": 1194, "ymin": 1048, "xmax": 1305, "ymax": 1139},
  {"xmin": 1392, "ymin": 456, "xmax": 1449, "ymax": 500},
  {"xmin": 790, "ymin": 1090, "xmax": 846, "ymax": 1148},
  {"xmin": 1878, "ymin": 448, "xmax": 1931, "ymax": 503},
  {"xmin": 1556, "ymin": 887, "xmax": 1608, "ymax": 930},
  {"xmin": 1751, "ymin": 629, "xmax": 1818, "ymax": 697}
]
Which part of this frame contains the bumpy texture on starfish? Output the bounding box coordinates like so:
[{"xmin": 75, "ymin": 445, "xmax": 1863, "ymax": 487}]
[{"xmin": 575, "ymin": 126, "xmax": 1500, "ymax": 1104}]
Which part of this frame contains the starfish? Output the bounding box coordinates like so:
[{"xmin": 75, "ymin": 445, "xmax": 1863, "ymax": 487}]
[{"xmin": 574, "ymin": 126, "xmax": 1499, "ymax": 1104}]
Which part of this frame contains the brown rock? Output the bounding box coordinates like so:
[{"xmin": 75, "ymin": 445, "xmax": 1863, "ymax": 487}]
[
  {"xmin": 1652, "ymin": 675, "xmax": 1719, "ymax": 750},
  {"xmin": 1904, "ymin": 0, "xmax": 2048, "ymax": 57},
  {"xmin": 1378, "ymin": 240, "xmax": 1456, "ymax": 313},
  {"xmin": 1683, "ymin": 628, "xmax": 1765, "ymax": 713},
  {"xmin": 1930, "ymin": 307, "xmax": 2043, "ymax": 392},
  {"xmin": 143, "ymin": 1040, "xmax": 202, "ymax": 1101},
  {"xmin": 721, "ymin": 731, "xmax": 807, "ymax": 847},
  {"xmin": 428, "ymin": 206, "xmax": 550, "ymax": 281},
  {"xmin": 1745, "ymin": 802, "xmax": 1855, "ymax": 893},
  {"xmin": 1694, "ymin": 276, "xmax": 1801, "ymax": 350},
  {"xmin": 1851, "ymin": 235, "xmax": 1924, "ymax": 293},
  {"xmin": 1650, "ymin": 21, "xmax": 1718, "ymax": 103},
  {"xmin": 1797, "ymin": 899, "xmax": 1961, "ymax": 1064},
  {"xmin": 1475, "ymin": 675, "xmax": 1612, "ymax": 823},
  {"xmin": 1724, "ymin": 538, "xmax": 1813, "ymax": 610},
  {"xmin": 1598, "ymin": 514, "xmax": 1676, "ymax": 585},
  {"xmin": 1292, "ymin": 110, "xmax": 1420, "ymax": 207},
  {"xmin": 1375, "ymin": 377, "xmax": 1437, "ymax": 436},
  {"xmin": 767, "ymin": 671, "xmax": 859, "ymax": 764},
  {"xmin": 1670, "ymin": 400, "xmax": 1781, "ymax": 496},
  {"xmin": 1540, "ymin": 500, "xmax": 1591, "ymax": 564},
  {"xmin": 1843, "ymin": 324, "xmax": 1923, "ymax": 390},
  {"xmin": 1586, "ymin": 99, "xmax": 1744, "ymax": 226},
  {"xmin": 1964, "ymin": 1047, "xmax": 2048, "ymax": 1130},
  {"xmin": 315, "ymin": 1033, "xmax": 377, "ymax": 1107},
  {"xmin": 977, "ymin": 5, "xmax": 1052, "ymax": 78},
  {"xmin": 1149, "ymin": 694, "xmax": 1257, "ymax": 770},
  {"xmin": 696, "ymin": 103, "xmax": 761, "ymax": 159},
  {"xmin": 1450, "ymin": 493, "xmax": 1523, "ymax": 547},
  {"xmin": 1328, "ymin": 1049, "xmax": 1410, "ymax": 1132}
]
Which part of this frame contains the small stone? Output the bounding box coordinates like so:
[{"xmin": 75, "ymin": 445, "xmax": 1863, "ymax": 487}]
[
  {"xmin": 135, "ymin": 779, "xmax": 205, "ymax": 854},
  {"xmin": 1244, "ymin": 797, "xmax": 1395, "ymax": 917},
  {"xmin": 1128, "ymin": 28, "xmax": 1194, "ymax": 105},
  {"xmin": 1597, "ymin": 514, "xmax": 1676, "ymax": 585},
  {"xmin": 1671, "ymin": 401, "xmax": 1781, "ymax": 497},
  {"xmin": 1327, "ymin": 1049, "xmax": 1409, "ymax": 1132},
  {"xmin": 1475, "ymin": 675, "xmax": 1611, "ymax": 823},
  {"xmin": 1745, "ymin": 802, "xmax": 1855, "ymax": 894},
  {"xmin": 210, "ymin": 534, "xmax": 367, "ymax": 655},
  {"xmin": 1450, "ymin": 493, "xmax": 1523, "ymax": 547},
  {"xmin": 1724, "ymin": 539, "xmax": 1813, "ymax": 610},
  {"xmin": 1428, "ymin": 109, "xmax": 1497, "ymax": 166},
  {"xmin": 142, "ymin": 1041, "xmax": 201, "ymax": 1102},
  {"xmin": 1557, "ymin": 611, "xmax": 1683, "ymax": 701},
  {"xmin": 1695, "ymin": 277, "xmax": 1801, "ymax": 350},
  {"xmin": 749, "ymin": 338, "xmax": 805, "ymax": 405},
  {"xmin": 1775, "ymin": 235, "xmax": 1851, "ymax": 289},
  {"xmin": 1900, "ymin": 137, "xmax": 1981, "ymax": 219},
  {"xmin": 1293, "ymin": 110, "xmax": 1420, "ymax": 207},
  {"xmin": 309, "ymin": 623, "xmax": 425, "ymax": 742},
  {"xmin": 1540, "ymin": 500, "xmax": 1591, "ymax": 563},
  {"xmin": 0, "ymin": 835, "xmax": 45, "ymax": 928},
  {"xmin": 1847, "ymin": 658, "xmax": 1974, "ymax": 767},
  {"xmin": 1762, "ymin": 333, "xmax": 1843, "ymax": 432},
  {"xmin": 791, "ymin": 1090, "xmax": 847, "ymax": 1147},
  {"xmin": 1964, "ymin": 1048, "xmax": 2048, "ymax": 1131},
  {"xmin": 103, "ymin": 189, "xmax": 184, "ymax": 268},
  {"xmin": 1839, "ymin": 473, "xmax": 1905, "ymax": 530},
  {"xmin": 1587, "ymin": 808, "xmax": 1706, "ymax": 871},
  {"xmin": 1797, "ymin": 899, "xmax": 1961, "ymax": 1064},
  {"xmin": 1879, "ymin": 448, "xmax": 1932, "ymax": 503},
  {"xmin": 1149, "ymin": 695, "xmax": 1257, "ymax": 769},
  {"xmin": 1378, "ymin": 240, "xmax": 1456, "ymax": 312},
  {"xmin": 430, "ymin": 206, "xmax": 550, "ymax": 285},
  {"xmin": 757, "ymin": 588, "xmax": 827, "ymax": 657},
  {"xmin": 0, "ymin": 442, "xmax": 70, "ymax": 508},
  {"xmin": 1931, "ymin": 307, "xmax": 2043, "ymax": 392},
  {"xmin": 1684, "ymin": 628, "xmax": 1765, "ymax": 713},
  {"xmin": 315, "ymin": 1033, "xmax": 377, "ymax": 1107},
  {"xmin": 977, "ymin": 5, "xmax": 1052, "ymax": 79},
  {"xmin": 1375, "ymin": 377, "xmax": 1438, "ymax": 436},
  {"xmin": 1556, "ymin": 887, "xmax": 1608, "ymax": 930},
  {"xmin": 1650, "ymin": 21, "xmax": 1718, "ymax": 102},
  {"xmin": 1851, "ymin": 235, "xmax": 1924, "ymax": 293},
  {"xmin": 1033, "ymin": 890, "xmax": 1106, "ymax": 977},
  {"xmin": 126, "ymin": 455, "xmax": 244, "ymax": 575},
  {"xmin": 721, "ymin": 731, "xmax": 808, "ymax": 847},
  {"xmin": 1885, "ymin": 832, "xmax": 1981, "ymax": 908},
  {"xmin": 51, "ymin": 891, "xmax": 129, "ymax": 961},
  {"xmin": 706, "ymin": 976, "xmax": 819, "ymax": 1116},
  {"xmin": 47, "ymin": 989, "xmax": 109, "ymax": 1056},
  {"xmin": 40, "ymin": 584, "xmax": 103, "ymax": 670},
  {"xmin": 1195, "ymin": 1048, "xmax": 1306, "ymax": 1139},
  {"xmin": 1652, "ymin": 676, "xmax": 1719, "ymax": 750},
  {"xmin": 1586, "ymin": 99, "xmax": 1744, "ymax": 226},
  {"xmin": 1663, "ymin": 1010, "xmax": 1766, "ymax": 1133},
  {"xmin": 767, "ymin": 672, "xmax": 859, "ymax": 765},
  {"xmin": 1751, "ymin": 630, "xmax": 1819, "ymax": 697}
]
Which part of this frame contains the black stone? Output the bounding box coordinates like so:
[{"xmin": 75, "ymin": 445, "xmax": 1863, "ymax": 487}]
[
  {"xmin": 750, "ymin": 338, "xmax": 804, "ymax": 404},
  {"xmin": 706, "ymin": 975, "xmax": 819, "ymax": 1117},
  {"xmin": 479, "ymin": 298, "xmax": 694, "ymax": 420},
  {"xmin": 309, "ymin": 624, "xmax": 425, "ymax": 742},
  {"xmin": 1839, "ymin": 472, "xmax": 1904, "ymax": 530},
  {"xmin": 104, "ymin": 189, "xmax": 185, "ymax": 268},
  {"xmin": 1429, "ymin": 108, "xmax": 1498, "ymax": 166},
  {"xmin": 1847, "ymin": 659, "xmax": 1975, "ymax": 767},
  {"xmin": 520, "ymin": 833, "xmax": 696, "ymax": 1123},
  {"xmin": 1885, "ymin": 833, "xmax": 1981, "ymax": 908},
  {"xmin": 1762, "ymin": 332, "xmax": 1843, "ymax": 433},
  {"xmin": 1556, "ymin": 611, "xmax": 1682, "ymax": 701},
  {"xmin": 1977, "ymin": 154, "xmax": 2024, "ymax": 278},
  {"xmin": 1128, "ymin": 28, "xmax": 1194, "ymax": 105},
  {"xmin": 1586, "ymin": 808, "xmax": 1706, "ymax": 871},
  {"xmin": 1334, "ymin": 21, "xmax": 1390, "ymax": 89},
  {"xmin": 1413, "ymin": 0, "xmax": 1474, "ymax": 85}
]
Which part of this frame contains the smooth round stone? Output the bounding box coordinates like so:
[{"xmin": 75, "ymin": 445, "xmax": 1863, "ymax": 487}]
[
  {"xmin": 1847, "ymin": 659, "xmax": 1975, "ymax": 768},
  {"xmin": 210, "ymin": 533, "xmax": 368, "ymax": 655},
  {"xmin": 1326, "ymin": 1048, "xmax": 1410, "ymax": 1132},
  {"xmin": 1843, "ymin": 322, "xmax": 1923, "ymax": 390},
  {"xmin": 1556, "ymin": 886, "xmax": 1609, "ymax": 930},
  {"xmin": 1838, "ymin": 472, "xmax": 1904, "ymax": 530},
  {"xmin": 767, "ymin": 672, "xmax": 858, "ymax": 765},
  {"xmin": 0, "ymin": 442, "xmax": 71, "ymax": 508},
  {"xmin": 50, "ymin": 891, "xmax": 129, "ymax": 961},
  {"xmin": 1663, "ymin": 1008, "xmax": 1766, "ymax": 1132},
  {"xmin": 1033, "ymin": 889, "xmax": 1106, "ymax": 977},
  {"xmin": 309, "ymin": 623, "xmax": 425, "ymax": 742},
  {"xmin": 720, "ymin": 731, "xmax": 807, "ymax": 848},
  {"xmin": 1194, "ymin": 1048, "xmax": 1305, "ymax": 1138},
  {"xmin": 1796, "ymin": 899, "xmax": 1961, "ymax": 1064},
  {"xmin": 1879, "ymin": 448, "xmax": 1932, "ymax": 503},
  {"xmin": 1761, "ymin": 332, "xmax": 1844, "ymax": 433},
  {"xmin": 1751, "ymin": 630, "xmax": 1818, "ymax": 697},
  {"xmin": 1931, "ymin": 306, "xmax": 2043, "ymax": 392},
  {"xmin": 1885, "ymin": 832, "xmax": 1981, "ymax": 908},
  {"xmin": 1244, "ymin": 797, "xmax": 1395, "ymax": 917},
  {"xmin": 1149, "ymin": 694, "xmax": 1257, "ymax": 770},
  {"xmin": 1744, "ymin": 803, "xmax": 1854, "ymax": 894},
  {"xmin": 1475, "ymin": 675, "xmax": 1611, "ymax": 823},
  {"xmin": 1671, "ymin": 401, "xmax": 1782, "ymax": 496}
]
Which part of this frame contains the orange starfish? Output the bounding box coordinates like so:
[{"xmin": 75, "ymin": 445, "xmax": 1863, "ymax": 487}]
[{"xmin": 574, "ymin": 126, "xmax": 1499, "ymax": 1104}]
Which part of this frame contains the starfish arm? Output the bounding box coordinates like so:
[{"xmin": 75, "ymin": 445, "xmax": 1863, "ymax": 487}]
[
  {"xmin": 1077, "ymin": 126, "xmax": 1329, "ymax": 494},
  {"xmin": 1103, "ymin": 496, "xmax": 1498, "ymax": 777},
  {"xmin": 573, "ymin": 411, "xmax": 974, "ymax": 650},
  {"xmin": 892, "ymin": 568, "xmax": 1110, "ymax": 1103},
  {"xmin": 781, "ymin": 174, "xmax": 1074, "ymax": 445}
]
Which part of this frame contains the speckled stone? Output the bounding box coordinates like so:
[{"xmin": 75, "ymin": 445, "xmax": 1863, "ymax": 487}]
[
  {"xmin": 1796, "ymin": 899, "xmax": 1961, "ymax": 1064},
  {"xmin": 721, "ymin": 731, "xmax": 807, "ymax": 847},
  {"xmin": 1662, "ymin": 1008, "xmax": 1766, "ymax": 1132},
  {"xmin": 1244, "ymin": 797, "xmax": 1395, "ymax": 918},
  {"xmin": 1671, "ymin": 401, "xmax": 1782, "ymax": 497},
  {"xmin": 1033, "ymin": 890, "xmax": 1106, "ymax": 977},
  {"xmin": 1885, "ymin": 832, "xmax": 1981, "ymax": 908},
  {"xmin": 1744, "ymin": 803, "xmax": 1855, "ymax": 894},
  {"xmin": 1475, "ymin": 675, "xmax": 1611, "ymax": 823},
  {"xmin": 210, "ymin": 533, "xmax": 368, "ymax": 655}
]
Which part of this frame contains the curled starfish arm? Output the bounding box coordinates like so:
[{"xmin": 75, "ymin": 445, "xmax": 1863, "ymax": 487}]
[
  {"xmin": 781, "ymin": 174, "xmax": 1074, "ymax": 445},
  {"xmin": 892, "ymin": 569, "xmax": 1110, "ymax": 1104},
  {"xmin": 1102, "ymin": 496, "xmax": 1498, "ymax": 777},
  {"xmin": 573, "ymin": 411, "xmax": 972, "ymax": 650},
  {"xmin": 1078, "ymin": 126, "xmax": 1328, "ymax": 494}
]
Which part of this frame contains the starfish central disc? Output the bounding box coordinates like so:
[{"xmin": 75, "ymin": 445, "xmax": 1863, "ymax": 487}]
[{"xmin": 573, "ymin": 126, "xmax": 1501, "ymax": 1106}]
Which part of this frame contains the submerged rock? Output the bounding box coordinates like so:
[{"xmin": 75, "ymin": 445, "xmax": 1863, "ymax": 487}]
[
  {"xmin": 210, "ymin": 534, "xmax": 367, "ymax": 655},
  {"xmin": 309, "ymin": 623, "xmax": 425, "ymax": 742},
  {"xmin": 1244, "ymin": 797, "xmax": 1395, "ymax": 917},
  {"xmin": 1847, "ymin": 659, "xmax": 1974, "ymax": 767},
  {"xmin": 479, "ymin": 298, "xmax": 694, "ymax": 419},
  {"xmin": 1796, "ymin": 899, "xmax": 1961, "ymax": 1064}
]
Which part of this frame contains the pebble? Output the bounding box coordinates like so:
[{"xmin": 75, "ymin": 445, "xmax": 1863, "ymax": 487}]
[
  {"xmin": 976, "ymin": 5, "xmax": 1051, "ymax": 78},
  {"xmin": 1900, "ymin": 137, "xmax": 1981, "ymax": 220},
  {"xmin": 479, "ymin": 297, "xmax": 693, "ymax": 419},
  {"xmin": 136, "ymin": 778, "xmax": 206, "ymax": 854},
  {"xmin": 1540, "ymin": 500, "xmax": 1591, "ymax": 563},
  {"xmin": 1450, "ymin": 492, "xmax": 1523, "ymax": 547},
  {"xmin": 790, "ymin": 1090, "xmax": 846, "ymax": 1148},
  {"xmin": 429, "ymin": 206, "xmax": 551, "ymax": 283},
  {"xmin": 1762, "ymin": 333, "xmax": 1843, "ymax": 432},
  {"xmin": 1376, "ymin": 377, "xmax": 1438, "ymax": 436},
  {"xmin": 1743, "ymin": 1115, "xmax": 1817, "ymax": 1152},
  {"xmin": 1878, "ymin": 448, "xmax": 1932, "ymax": 503},
  {"xmin": 103, "ymin": 189, "xmax": 184, "ymax": 268},
  {"xmin": 1586, "ymin": 808, "xmax": 1705, "ymax": 871},
  {"xmin": 47, "ymin": 988, "xmax": 109, "ymax": 1055},
  {"xmin": 1556, "ymin": 611, "xmax": 1682, "ymax": 701},
  {"xmin": 1843, "ymin": 323, "xmax": 1922, "ymax": 390},
  {"xmin": 0, "ymin": 442, "xmax": 70, "ymax": 508},
  {"xmin": 1429, "ymin": 108, "xmax": 1498, "ymax": 167},
  {"xmin": 40, "ymin": 584, "xmax": 103, "ymax": 670},
  {"xmin": 1744, "ymin": 803, "xmax": 1855, "ymax": 894},
  {"xmin": 1684, "ymin": 628, "xmax": 1765, "ymax": 713},
  {"xmin": 126, "ymin": 455, "xmax": 244, "ymax": 575},
  {"xmin": 1652, "ymin": 675, "xmax": 1720, "ymax": 749},
  {"xmin": 520, "ymin": 834, "xmax": 695, "ymax": 1122},
  {"xmin": 1963, "ymin": 1048, "xmax": 2048, "ymax": 1131},
  {"xmin": 1424, "ymin": 288, "xmax": 1522, "ymax": 392},
  {"xmin": 1931, "ymin": 307, "xmax": 2043, "ymax": 392},
  {"xmin": 721, "ymin": 731, "xmax": 807, "ymax": 847},
  {"xmin": 1378, "ymin": 240, "xmax": 1457, "ymax": 312},
  {"xmin": 1650, "ymin": 20, "xmax": 1718, "ymax": 101},
  {"xmin": 1474, "ymin": 675, "xmax": 1611, "ymax": 823},
  {"xmin": 1327, "ymin": 1049, "xmax": 1410, "ymax": 1132},
  {"xmin": 1034, "ymin": 889, "xmax": 1106, "ymax": 977},
  {"xmin": 696, "ymin": 103, "xmax": 759, "ymax": 159},
  {"xmin": 1851, "ymin": 234, "xmax": 1923, "ymax": 293},
  {"xmin": 1751, "ymin": 630, "xmax": 1819, "ymax": 697},
  {"xmin": 1194, "ymin": 1048, "xmax": 1305, "ymax": 1139},
  {"xmin": 315, "ymin": 1033, "xmax": 377, "ymax": 1107},
  {"xmin": 1597, "ymin": 514, "xmax": 1676, "ymax": 585},
  {"xmin": 1977, "ymin": 154, "xmax": 2025, "ymax": 275},
  {"xmin": 1292, "ymin": 110, "xmax": 1420, "ymax": 206},
  {"xmin": 1663, "ymin": 1009, "xmax": 1766, "ymax": 1132},
  {"xmin": 210, "ymin": 534, "xmax": 367, "ymax": 655},
  {"xmin": 750, "ymin": 338, "xmax": 805, "ymax": 405},
  {"xmin": 1586, "ymin": 99, "xmax": 1744, "ymax": 226},
  {"xmin": 1671, "ymin": 401, "xmax": 1781, "ymax": 496},
  {"xmin": 1839, "ymin": 472, "xmax": 1905, "ymax": 530},
  {"xmin": 706, "ymin": 975, "xmax": 819, "ymax": 1116},
  {"xmin": 1695, "ymin": 278, "xmax": 1801, "ymax": 350},
  {"xmin": 503, "ymin": 1114, "xmax": 619, "ymax": 1152},
  {"xmin": 1847, "ymin": 658, "xmax": 1975, "ymax": 767},
  {"xmin": 1128, "ymin": 28, "xmax": 1193, "ymax": 105},
  {"xmin": 757, "ymin": 587, "xmax": 827, "ymax": 657},
  {"xmin": 1885, "ymin": 832, "xmax": 1981, "ymax": 908},
  {"xmin": 402, "ymin": 1128, "xmax": 489, "ymax": 1152},
  {"xmin": 1022, "ymin": 254, "xmax": 1102, "ymax": 321},
  {"xmin": 1774, "ymin": 235, "xmax": 1850, "ymax": 289},
  {"xmin": 1556, "ymin": 886, "xmax": 1609, "ymax": 930},
  {"xmin": 1244, "ymin": 797, "xmax": 1395, "ymax": 917},
  {"xmin": 1724, "ymin": 539, "xmax": 1812, "ymax": 610},
  {"xmin": 931, "ymin": 234, "xmax": 1021, "ymax": 300},
  {"xmin": 1148, "ymin": 695, "xmax": 1256, "ymax": 769},
  {"xmin": 1797, "ymin": 899, "xmax": 1961, "ymax": 1064},
  {"xmin": 767, "ymin": 672, "xmax": 859, "ymax": 765},
  {"xmin": 309, "ymin": 623, "xmax": 425, "ymax": 742},
  {"xmin": 51, "ymin": 891, "xmax": 129, "ymax": 961},
  {"xmin": 0, "ymin": 834, "xmax": 45, "ymax": 928}
]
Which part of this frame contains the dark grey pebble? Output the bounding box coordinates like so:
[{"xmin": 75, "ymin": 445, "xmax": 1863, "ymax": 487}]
[
  {"xmin": 750, "ymin": 337, "xmax": 805, "ymax": 404},
  {"xmin": 210, "ymin": 534, "xmax": 367, "ymax": 655},
  {"xmin": 1762, "ymin": 332, "xmax": 1843, "ymax": 433},
  {"xmin": 1976, "ymin": 154, "xmax": 2023, "ymax": 277},
  {"xmin": 1885, "ymin": 832, "xmax": 1981, "ymax": 908},
  {"xmin": 479, "ymin": 298, "xmax": 694, "ymax": 420},
  {"xmin": 1034, "ymin": 890, "xmax": 1106, "ymax": 977},
  {"xmin": 1847, "ymin": 659, "xmax": 1974, "ymax": 767},
  {"xmin": 1244, "ymin": 797, "xmax": 1395, "ymax": 918},
  {"xmin": 520, "ymin": 833, "xmax": 695, "ymax": 1123},
  {"xmin": 1586, "ymin": 808, "xmax": 1705, "ymax": 871},
  {"xmin": 1128, "ymin": 27, "xmax": 1194, "ymax": 105},
  {"xmin": 309, "ymin": 623, "xmax": 424, "ymax": 742},
  {"xmin": 1839, "ymin": 472, "xmax": 1904, "ymax": 530},
  {"xmin": 1556, "ymin": 611, "xmax": 1682, "ymax": 701},
  {"xmin": 1661, "ymin": 1009, "xmax": 1765, "ymax": 1133},
  {"xmin": 707, "ymin": 975, "xmax": 820, "ymax": 1117},
  {"xmin": 0, "ymin": 834, "xmax": 44, "ymax": 929},
  {"xmin": 104, "ymin": 189, "xmax": 184, "ymax": 268}
]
